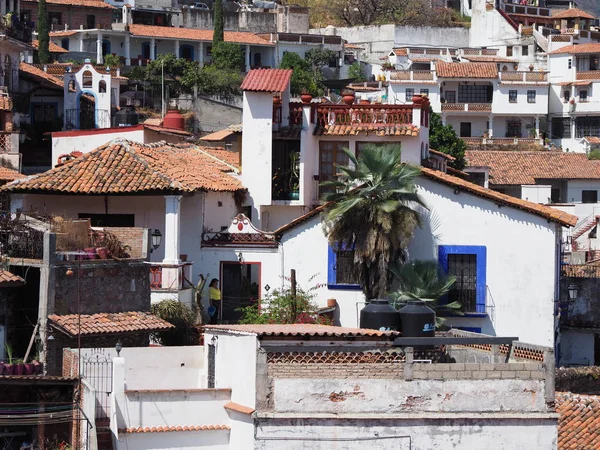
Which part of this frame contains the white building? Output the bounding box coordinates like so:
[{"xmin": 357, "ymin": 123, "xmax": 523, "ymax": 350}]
[{"xmin": 77, "ymin": 326, "xmax": 559, "ymax": 450}]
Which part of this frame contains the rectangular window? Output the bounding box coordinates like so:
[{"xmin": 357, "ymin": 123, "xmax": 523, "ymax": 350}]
[
  {"xmin": 459, "ymin": 122, "xmax": 472, "ymax": 137},
  {"xmin": 272, "ymin": 140, "xmax": 300, "ymax": 201},
  {"xmin": 580, "ymin": 90, "xmax": 588, "ymax": 102},
  {"xmin": 582, "ymin": 190, "xmax": 598, "ymax": 204},
  {"xmin": 319, "ymin": 141, "xmax": 349, "ymax": 198},
  {"xmin": 405, "ymin": 88, "xmax": 414, "ymax": 101},
  {"xmin": 527, "ymin": 90, "xmax": 536, "ymax": 103},
  {"xmin": 86, "ymin": 14, "xmax": 95, "ymax": 29},
  {"xmin": 439, "ymin": 245, "xmax": 487, "ymax": 314},
  {"xmin": 458, "ymin": 85, "xmax": 493, "ymax": 103},
  {"xmin": 564, "ymin": 90, "xmax": 571, "ymax": 103},
  {"xmin": 327, "ymin": 245, "xmax": 361, "ymax": 289},
  {"xmin": 576, "ymin": 117, "xmax": 600, "ymax": 138},
  {"xmin": 506, "ymin": 120, "xmax": 522, "ymax": 137},
  {"xmin": 420, "ymin": 88, "xmax": 429, "ymax": 96},
  {"xmin": 552, "ymin": 117, "xmax": 571, "ymax": 139},
  {"xmin": 445, "ymin": 90, "xmax": 456, "ymax": 103},
  {"xmin": 48, "ymin": 12, "xmax": 62, "ymax": 25},
  {"xmin": 506, "ymin": 46, "xmax": 513, "ymax": 57},
  {"xmin": 77, "ymin": 214, "xmax": 135, "ymax": 227},
  {"xmin": 522, "ymin": 45, "xmax": 529, "ymax": 56},
  {"xmin": 551, "ymin": 188, "xmax": 561, "ymax": 204},
  {"xmin": 509, "ymin": 90, "xmax": 518, "ymax": 103}
]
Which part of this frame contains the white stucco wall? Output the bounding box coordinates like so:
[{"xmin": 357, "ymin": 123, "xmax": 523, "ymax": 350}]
[{"xmin": 122, "ymin": 431, "xmax": 230, "ymax": 450}]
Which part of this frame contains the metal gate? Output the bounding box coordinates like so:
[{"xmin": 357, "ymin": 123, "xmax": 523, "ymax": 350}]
[{"xmin": 81, "ymin": 349, "xmax": 113, "ymax": 421}]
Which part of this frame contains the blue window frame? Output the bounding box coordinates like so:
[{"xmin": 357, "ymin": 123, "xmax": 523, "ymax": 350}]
[
  {"xmin": 327, "ymin": 244, "xmax": 361, "ymax": 290},
  {"xmin": 438, "ymin": 245, "xmax": 487, "ymax": 314}
]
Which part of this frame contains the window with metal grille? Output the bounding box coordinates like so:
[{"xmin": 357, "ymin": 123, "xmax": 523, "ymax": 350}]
[
  {"xmin": 447, "ymin": 254, "xmax": 477, "ymax": 312},
  {"xmin": 438, "ymin": 245, "xmax": 486, "ymax": 314},
  {"xmin": 319, "ymin": 141, "xmax": 349, "ymax": 198},
  {"xmin": 420, "ymin": 89, "xmax": 429, "ymax": 96},
  {"xmin": 506, "ymin": 46, "xmax": 513, "ymax": 57},
  {"xmin": 527, "ymin": 90, "xmax": 536, "ymax": 103},
  {"xmin": 552, "ymin": 117, "xmax": 571, "ymax": 138},
  {"xmin": 576, "ymin": 117, "xmax": 600, "ymax": 138},
  {"xmin": 405, "ymin": 88, "xmax": 414, "ymax": 101},
  {"xmin": 509, "ymin": 90, "xmax": 518, "ymax": 103},
  {"xmin": 580, "ymin": 90, "xmax": 588, "ymax": 102},
  {"xmin": 522, "ymin": 45, "xmax": 529, "ymax": 56},
  {"xmin": 328, "ymin": 245, "xmax": 361, "ymax": 289},
  {"xmin": 458, "ymin": 85, "xmax": 492, "ymax": 103},
  {"xmin": 506, "ymin": 120, "xmax": 521, "ymax": 137}
]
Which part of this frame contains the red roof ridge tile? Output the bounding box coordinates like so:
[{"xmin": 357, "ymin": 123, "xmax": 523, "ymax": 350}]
[
  {"xmin": 0, "ymin": 269, "xmax": 25, "ymax": 286},
  {"xmin": 552, "ymin": 7, "xmax": 595, "ymax": 20},
  {"xmin": 48, "ymin": 311, "xmax": 174, "ymax": 336},
  {"xmin": 435, "ymin": 61, "xmax": 498, "ymax": 79},
  {"xmin": 128, "ymin": 24, "xmax": 272, "ymax": 46},
  {"xmin": 224, "ymin": 401, "xmax": 255, "ymax": 415},
  {"xmin": 119, "ymin": 425, "xmax": 231, "ymax": 433},
  {"xmin": 241, "ymin": 68, "xmax": 293, "ymax": 92},
  {"xmin": 205, "ymin": 324, "xmax": 400, "ymax": 338}
]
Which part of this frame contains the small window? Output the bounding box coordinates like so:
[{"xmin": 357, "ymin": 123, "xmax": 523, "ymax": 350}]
[
  {"xmin": 506, "ymin": 46, "xmax": 513, "ymax": 57},
  {"xmin": 551, "ymin": 188, "xmax": 561, "ymax": 203},
  {"xmin": 98, "ymin": 80, "xmax": 107, "ymax": 93},
  {"xmin": 522, "ymin": 45, "xmax": 529, "ymax": 56},
  {"xmin": 328, "ymin": 244, "xmax": 361, "ymax": 289},
  {"xmin": 527, "ymin": 90, "xmax": 536, "ymax": 103},
  {"xmin": 460, "ymin": 122, "xmax": 471, "ymax": 137},
  {"xmin": 509, "ymin": 90, "xmax": 518, "ymax": 103},
  {"xmin": 564, "ymin": 90, "xmax": 571, "ymax": 103},
  {"xmin": 439, "ymin": 245, "xmax": 487, "ymax": 314},
  {"xmin": 207, "ymin": 46, "xmax": 212, "ymax": 56},
  {"xmin": 582, "ymin": 190, "xmax": 598, "ymax": 204},
  {"xmin": 48, "ymin": 12, "xmax": 62, "ymax": 25},
  {"xmin": 506, "ymin": 120, "xmax": 522, "ymax": 137},
  {"xmin": 61, "ymin": 38, "xmax": 69, "ymax": 50},
  {"xmin": 405, "ymin": 88, "xmax": 414, "ymax": 100},
  {"xmin": 580, "ymin": 90, "xmax": 588, "ymax": 102},
  {"xmin": 82, "ymin": 70, "xmax": 93, "ymax": 88},
  {"xmin": 568, "ymin": 58, "xmax": 572, "ymax": 69},
  {"xmin": 420, "ymin": 88, "xmax": 429, "ymax": 96},
  {"xmin": 86, "ymin": 14, "xmax": 95, "ymax": 29}
]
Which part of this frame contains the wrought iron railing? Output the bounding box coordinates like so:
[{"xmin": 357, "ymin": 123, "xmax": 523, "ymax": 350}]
[
  {"xmin": 316, "ymin": 104, "xmax": 413, "ymax": 127},
  {"xmin": 0, "ymin": 214, "xmax": 45, "ymax": 260}
]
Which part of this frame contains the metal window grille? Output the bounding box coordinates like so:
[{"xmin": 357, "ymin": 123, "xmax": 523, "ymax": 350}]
[
  {"xmin": 448, "ymin": 254, "xmax": 477, "ymax": 312},
  {"xmin": 527, "ymin": 90, "xmax": 536, "ymax": 103},
  {"xmin": 506, "ymin": 120, "xmax": 522, "ymax": 137},
  {"xmin": 458, "ymin": 85, "xmax": 492, "ymax": 103},
  {"xmin": 335, "ymin": 249, "xmax": 360, "ymax": 285},
  {"xmin": 508, "ymin": 90, "xmax": 518, "ymax": 103},
  {"xmin": 405, "ymin": 88, "xmax": 414, "ymax": 100}
]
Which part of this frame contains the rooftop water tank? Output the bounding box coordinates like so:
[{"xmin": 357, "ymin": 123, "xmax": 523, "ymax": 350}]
[
  {"xmin": 359, "ymin": 299, "xmax": 400, "ymax": 332},
  {"xmin": 163, "ymin": 109, "xmax": 185, "ymax": 130},
  {"xmin": 399, "ymin": 300, "xmax": 436, "ymax": 337},
  {"xmin": 113, "ymin": 105, "xmax": 139, "ymax": 127}
]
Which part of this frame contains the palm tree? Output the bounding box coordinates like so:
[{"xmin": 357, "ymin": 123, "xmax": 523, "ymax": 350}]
[
  {"xmin": 388, "ymin": 260, "xmax": 462, "ymax": 326},
  {"xmin": 322, "ymin": 144, "xmax": 426, "ymax": 299}
]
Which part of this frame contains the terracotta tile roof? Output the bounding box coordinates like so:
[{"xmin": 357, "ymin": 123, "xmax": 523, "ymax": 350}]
[
  {"xmin": 32, "ymin": 40, "xmax": 68, "ymax": 53},
  {"xmin": 344, "ymin": 43, "xmax": 364, "ymax": 50},
  {"xmin": 553, "ymin": 8, "xmax": 596, "ymax": 20},
  {"xmin": 49, "ymin": 30, "xmax": 78, "ymax": 37},
  {"xmin": 241, "ymin": 69, "xmax": 293, "ymax": 92},
  {"xmin": 549, "ymin": 43, "xmax": 600, "ymax": 55},
  {"xmin": 24, "ymin": 0, "xmax": 115, "ymax": 8},
  {"xmin": 585, "ymin": 136, "xmax": 600, "ymax": 144},
  {"xmin": 205, "ymin": 324, "xmax": 401, "ymax": 338},
  {"xmin": 557, "ymin": 392, "xmax": 600, "ymax": 449},
  {"xmin": 224, "ymin": 401, "xmax": 255, "ymax": 415},
  {"xmin": 120, "ymin": 425, "xmax": 230, "ymax": 433},
  {"xmin": 0, "ymin": 166, "xmax": 24, "ymax": 182},
  {"xmin": 143, "ymin": 124, "xmax": 192, "ymax": 137},
  {"xmin": 429, "ymin": 148, "xmax": 455, "ymax": 161},
  {"xmin": 20, "ymin": 62, "xmax": 71, "ymax": 90},
  {"xmin": 201, "ymin": 124, "xmax": 242, "ymax": 142},
  {"xmin": 48, "ymin": 311, "xmax": 174, "ymax": 336},
  {"xmin": 392, "ymin": 48, "xmax": 408, "ymax": 56},
  {"xmin": 2, "ymin": 140, "xmax": 244, "ymax": 194},
  {"xmin": 461, "ymin": 55, "xmax": 517, "ymax": 63},
  {"xmin": 465, "ymin": 151, "xmax": 600, "ymax": 185},
  {"xmin": 143, "ymin": 118, "xmax": 162, "ymax": 126},
  {"xmin": 29, "ymin": 63, "xmax": 127, "ymax": 81},
  {"xmin": 435, "ymin": 61, "xmax": 498, "ymax": 79},
  {"xmin": 420, "ymin": 166, "xmax": 577, "ymax": 227},
  {"xmin": 0, "ymin": 269, "xmax": 24, "ymax": 287},
  {"xmin": 314, "ymin": 123, "xmax": 419, "ymax": 137},
  {"xmin": 129, "ymin": 24, "xmax": 272, "ymax": 46},
  {"xmin": 197, "ymin": 147, "xmax": 240, "ymax": 171},
  {"xmin": 0, "ymin": 95, "xmax": 12, "ymax": 112}
]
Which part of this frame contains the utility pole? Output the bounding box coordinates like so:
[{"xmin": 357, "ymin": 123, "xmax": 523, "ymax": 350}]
[{"xmin": 290, "ymin": 269, "xmax": 297, "ymax": 322}]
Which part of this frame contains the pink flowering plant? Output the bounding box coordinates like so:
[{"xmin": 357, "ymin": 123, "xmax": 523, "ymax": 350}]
[{"xmin": 238, "ymin": 275, "xmax": 330, "ymax": 325}]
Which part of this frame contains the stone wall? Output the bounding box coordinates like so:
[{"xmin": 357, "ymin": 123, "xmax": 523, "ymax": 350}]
[
  {"xmin": 52, "ymin": 260, "xmax": 150, "ymax": 315},
  {"xmin": 556, "ymin": 366, "xmax": 600, "ymax": 394}
]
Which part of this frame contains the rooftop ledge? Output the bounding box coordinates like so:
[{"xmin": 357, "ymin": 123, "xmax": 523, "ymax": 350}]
[{"xmin": 255, "ymin": 412, "xmax": 559, "ymax": 420}]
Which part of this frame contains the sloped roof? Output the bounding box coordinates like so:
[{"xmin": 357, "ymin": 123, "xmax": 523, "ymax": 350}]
[
  {"xmin": 436, "ymin": 61, "xmax": 498, "ymax": 78},
  {"xmin": 197, "ymin": 147, "xmax": 240, "ymax": 170},
  {"xmin": 120, "ymin": 425, "xmax": 230, "ymax": 433},
  {"xmin": 461, "ymin": 55, "xmax": 517, "ymax": 63},
  {"xmin": 552, "ymin": 8, "xmax": 595, "ymax": 20},
  {"xmin": 32, "ymin": 40, "xmax": 68, "ymax": 53},
  {"xmin": 549, "ymin": 43, "xmax": 600, "ymax": 55},
  {"xmin": 420, "ymin": 166, "xmax": 577, "ymax": 227},
  {"xmin": 556, "ymin": 392, "xmax": 600, "ymax": 449},
  {"xmin": 2, "ymin": 140, "xmax": 244, "ymax": 195},
  {"xmin": 241, "ymin": 69, "xmax": 293, "ymax": 92},
  {"xmin": 0, "ymin": 269, "xmax": 24, "ymax": 287},
  {"xmin": 48, "ymin": 311, "xmax": 173, "ymax": 336},
  {"xmin": 128, "ymin": 24, "xmax": 272, "ymax": 46},
  {"xmin": 0, "ymin": 166, "xmax": 25, "ymax": 182},
  {"xmin": 429, "ymin": 148, "xmax": 456, "ymax": 161},
  {"xmin": 23, "ymin": 0, "xmax": 115, "ymax": 8},
  {"xmin": 201, "ymin": 124, "xmax": 242, "ymax": 142},
  {"xmin": 20, "ymin": 62, "xmax": 69, "ymax": 90},
  {"xmin": 465, "ymin": 151, "xmax": 600, "ymax": 185}
]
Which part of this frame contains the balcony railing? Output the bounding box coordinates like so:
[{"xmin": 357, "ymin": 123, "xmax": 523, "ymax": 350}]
[
  {"xmin": 389, "ymin": 70, "xmax": 435, "ymax": 81},
  {"xmin": 462, "ymin": 137, "xmax": 543, "ymax": 146},
  {"xmin": 316, "ymin": 105, "xmax": 413, "ymax": 127},
  {"xmin": 441, "ymin": 103, "xmax": 492, "ymax": 112},
  {"xmin": 499, "ymin": 1, "xmax": 551, "ymax": 18},
  {"xmin": 0, "ymin": 214, "xmax": 45, "ymax": 260},
  {"xmin": 0, "ymin": 132, "xmax": 13, "ymax": 153},
  {"xmin": 499, "ymin": 71, "xmax": 548, "ymax": 82},
  {"xmin": 148, "ymin": 262, "xmax": 193, "ymax": 291},
  {"xmin": 65, "ymin": 109, "xmax": 111, "ymax": 130},
  {"xmin": 576, "ymin": 70, "xmax": 600, "ymax": 80}
]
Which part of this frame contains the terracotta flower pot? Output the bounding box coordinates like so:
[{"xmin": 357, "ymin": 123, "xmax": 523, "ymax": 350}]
[
  {"xmin": 23, "ymin": 363, "xmax": 34, "ymax": 375},
  {"xmin": 327, "ymin": 298, "xmax": 337, "ymax": 308},
  {"xmin": 0, "ymin": 362, "xmax": 4, "ymax": 375},
  {"xmin": 300, "ymin": 93, "xmax": 313, "ymax": 104},
  {"xmin": 359, "ymin": 99, "xmax": 370, "ymax": 105},
  {"xmin": 180, "ymin": 254, "xmax": 188, "ymax": 262},
  {"xmin": 342, "ymin": 95, "xmax": 355, "ymax": 105}
]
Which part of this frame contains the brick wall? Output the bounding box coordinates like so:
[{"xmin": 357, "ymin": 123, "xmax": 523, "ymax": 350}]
[
  {"xmin": 103, "ymin": 227, "xmax": 148, "ymax": 259},
  {"xmin": 268, "ymin": 362, "xmax": 404, "ymax": 379},
  {"xmin": 22, "ymin": 1, "xmax": 114, "ymax": 31},
  {"xmin": 412, "ymin": 362, "xmax": 545, "ymax": 380}
]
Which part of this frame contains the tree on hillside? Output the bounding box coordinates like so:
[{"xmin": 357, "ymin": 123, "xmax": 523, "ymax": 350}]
[
  {"xmin": 37, "ymin": 0, "xmax": 50, "ymax": 64},
  {"xmin": 429, "ymin": 111, "xmax": 466, "ymax": 170},
  {"xmin": 321, "ymin": 144, "xmax": 426, "ymax": 299},
  {"xmin": 213, "ymin": 0, "xmax": 224, "ymax": 45}
]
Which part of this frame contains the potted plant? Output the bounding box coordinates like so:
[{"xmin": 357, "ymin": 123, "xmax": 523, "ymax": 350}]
[
  {"xmin": 300, "ymin": 90, "xmax": 312, "ymax": 105},
  {"xmin": 341, "ymin": 89, "xmax": 355, "ymax": 105},
  {"xmin": 272, "ymin": 95, "xmax": 282, "ymax": 105},
  {"xmin": 290, "ymin": 181, "xmax": 300, "ymax": 200},
  {"xmin": 359, "ymin": 98, "xmax": 371, "ymax": 105}
]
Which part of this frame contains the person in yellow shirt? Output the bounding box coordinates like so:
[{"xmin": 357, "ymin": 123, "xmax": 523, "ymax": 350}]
[{"xmin": 208, "ymin": 278, "xmax": 221, "ymax": 324}]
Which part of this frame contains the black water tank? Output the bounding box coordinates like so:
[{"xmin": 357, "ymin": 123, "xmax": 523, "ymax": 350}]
[
  {"xmin": 113, "ymin": 105, "xmax": 139, "ymax": 127},
  {"xmin": 360, "ymin": 299, "xmax": 400, "ymax": 331},
  {"xmin": 399, "ymin": 300, "xmax": 436, "ymax": 337}
]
